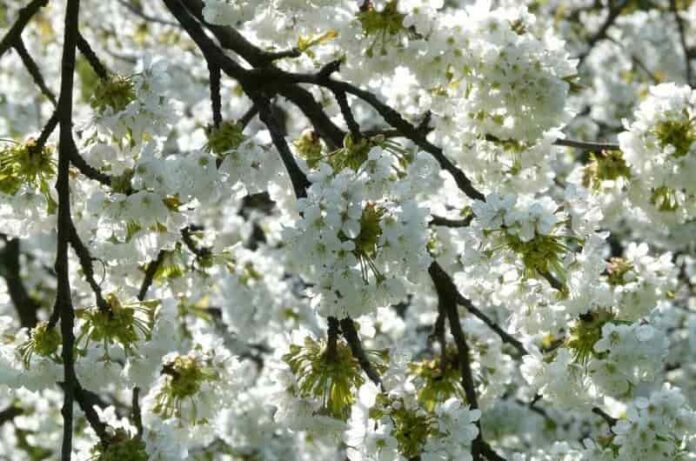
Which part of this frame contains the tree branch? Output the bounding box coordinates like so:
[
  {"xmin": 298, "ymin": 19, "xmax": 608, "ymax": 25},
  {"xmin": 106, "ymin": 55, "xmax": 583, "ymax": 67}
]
[
  {"xmin": 0, "ymin": 238, "xmax": 40, "ymax": 328},
  {"xmin": 429, "ymin": 261, "xmax": 506, "ymax": 461},
  {"xmin": 207, "ymin": 61, "xmax": 222, "ymax": 127},
  {"xmin": 256, "ymin": 98, "xmax": 311, "ymax": 198},
  {"xmin": 76, "ymin": 31, "xmax": 108, "ymax": 80},
  {"xmin": 13, "ymin": 37, "xmax": 57, "ymax": 104},
  {"xmin": 553, "ymin": 138, "xmax": 620, "ymax": 152},
  {"xmin": 138, "ymin": 250, "xmax": 165, "ymax": 301},
  {"xmin": 670, "ymin": 0, "xmax": 693, "ymax": 86},
  {"xmin": 69, "ymin": 223, "xmax": 109, "ymax": 313},
  {"xmin": 0, "ymin": 0, "xmax": 48, "ymax": 59},
  {"xmin": 54, "ymin": 0, "xmax": 81, "ymax": 458},
  {"xmin": 339, "ymin": 317, "xmax": 382, "ymax": 386},
  {"xmin": 577, "ymin": 1, "xmax": 628, "ymax": 65}
]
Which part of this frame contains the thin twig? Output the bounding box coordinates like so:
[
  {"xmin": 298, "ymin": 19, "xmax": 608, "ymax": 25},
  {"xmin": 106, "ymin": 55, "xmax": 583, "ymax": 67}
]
[
  {"xmin": 339, "ymin": 317, "xmax": 382, "ymax": 386},
  {"xmin": 577, "ymin": 1, "xmax": 628, "ymax": 65},
  {"xmin": 592, "ymin": 406, "xmax": 618, "ymax": 427},
  {"xmin": 138, "ymin": 250, "xmax": 165, "ymax": 301},
  {"xmin": 429, "ymin": 215, "xmax": 473, "ymax": 228},
  {"xmin": 670, "ymin": 0, "xmax": 693, "ymax": 86},
  {"xmin": 0, "ymin": 0, "xmax": 49, "ymax": 59},
  {"xmin": 68, "ymin": 222, "xmax": 110, "ymax": 313},
  {"xmin": 13, "ymin": 37, "xmax": 57, "ymax": 104},
  {"xmin": 553, "ymin": 138, "xmax": 620, "ymax": 152}
]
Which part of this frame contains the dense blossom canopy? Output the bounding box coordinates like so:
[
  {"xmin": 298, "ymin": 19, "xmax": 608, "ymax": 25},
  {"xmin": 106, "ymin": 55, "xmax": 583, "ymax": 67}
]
[{"xmin": 0, "ymin": 0, "xmax": 695, "ymax": 460}]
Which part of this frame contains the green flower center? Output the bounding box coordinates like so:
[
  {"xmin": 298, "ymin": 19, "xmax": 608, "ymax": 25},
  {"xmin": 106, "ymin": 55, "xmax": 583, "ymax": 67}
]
[
  {"xmin": 17, "ymin": 320, "xmax": 61, "ymax": 367},
  {"xmin": 409, "ymin": 352, "xmax": 466, "ymax": 412},
  {"xmin": 566, "ymin": 309, "xmax": 615, "ymax": 364},
  {"xmin": 92, "ymin": 75, "xmax": 136, "ymax": 113},
  {"xmin": 205, "ymin": 120, "xmax": 245, "ymax": 156},
  {"xmin": 653, "ymin": 113, "xmax": 696, "ymax": 158},
  {"xmin": 283, "ymin": 336, "xmax": 365, "ymax": 421},
  {"xmin": 93, "ymin": 430, "xmax": 147, "ymax": 461},
  {"xmin": 582, "ymin": 150, "xmax": 631, "ymax": 189},
  {"xmin": 154, "ymin": 352, "xmax": 217, "ymax": 419},
  {"xmin": 0, "ymin": 139, "xmax": 56, "ymax": 201}
]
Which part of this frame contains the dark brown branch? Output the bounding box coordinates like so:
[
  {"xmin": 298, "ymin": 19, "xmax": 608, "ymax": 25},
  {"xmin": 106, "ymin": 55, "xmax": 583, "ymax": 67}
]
[
  {"xmin": 0, "ymin": 0, "xmax": 48, "ymax": 59},
  {"xmin": 256, "ymin": 98, "xmax": 311, "ymax": 198},
  {"xmin": 208, "ymin": 61, "xmax": 222, "ymax": 127},
  {"xmin": 13, "ymin": 37, "xmax": 57, "ymax": 104},
  {"xmin": 181, "ymin": 0, "xmax": 300, "ymax": 66},
  {"xmin": 76, "ymin": 31, "xmax": 108, "ymax": 80},
  {"xmin": 430, "ymin": 262, "xmax": 528, "ymax": 357},
  {"xmin": 670, "ymin": 0, "xmax": 693, "ymax": 86},
  {"xmin": 55, "ymin": 0, "xmax": 81, "ymax": 459},
  {"xmin": 339, "ymin": 317, "xmax": 382, "ymax": 386},
  {"xmin": 334, "ymin": 90, "xmax": 361, "ymax": 140},
  {"xmin": 278, "ymin": 85, "xmax": 344, "ymax": 149},
  {"xmin": 69, "ymin": 223, "xmax": 110, "ymax": 313},
  {"xmin": 161, "ymin": 0, "xmax": 249, "ymax": 83},
  {"xmin": 326, "ymin": 316, "xmax": 340, "ymax": 362},
  {"xmin": 74, "ymin": 382, "xmax": 109, "ymax": 441},
  {"xmin": 180, "ymin": 226, "xmax": 212, "ymax": 259},
  {"xmin": 67, "ymin": 136, "xmax": 113, "ymax": 186},
  {"xmin": 179, "ymin": 0, "xmax": 345, "ymax": 149},
  {"xmin": 35, "ymin": 110, "xmax": 59, "ymax": 151},
  {"xmin": 429, "ymin": 214, "xmax": 473, "ymax": 228},
  {"xmin": 577, "ymin": 1, "xmax": 628, "ymax": 65},
  {"xmin": 553, "ymin": 138, "xmax": 620, "ymax": 152},
  {"xmin": 277, "ymin": 69, "xmax": 484, "ymax": 200},
  {"xmin": 592, "ymin": 406, "xmax": 618, "ymax": 427},
  {"xmin": 131, "ymin": 387, "xmax": 143, "ymax": 437},
  {"xmin": 117, "ymin": 0, "xmax": 181, "ymax": 27},
  {"xmin": 0, "ymin": 238, "xmax": 40, "ymax": 328},
  {"xmin": 138, "ymin": 250, "xmax": 165, "ymax": 301},
  {"xmin": 0, "ymin": 405, "xmax": 23, "ymax": 426},
  {"xmin": 458, "ymin": 295, "xmax": 528, "ymax": 357},
  {"xmin": 238, "ymin": 104, "xmax": 258, "ymax": 128},
  {"xmin": 429, "ymin": 261, "xmax": 485, "ymax": 460}
]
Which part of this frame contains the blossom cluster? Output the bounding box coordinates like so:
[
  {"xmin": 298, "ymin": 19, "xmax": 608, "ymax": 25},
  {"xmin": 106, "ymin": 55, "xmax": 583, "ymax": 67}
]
[{"xmin": 0, "ymin": 0, "xmax": 694, "ymax": 460}]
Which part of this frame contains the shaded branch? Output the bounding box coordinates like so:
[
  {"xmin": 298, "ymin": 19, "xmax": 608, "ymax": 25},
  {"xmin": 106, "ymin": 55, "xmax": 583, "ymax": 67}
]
[
  {"xmin": 339, "ymin": 317, "xmax": 382, "ymax": 386},
  {"xmin": 429, "ymin": 214, "xmax": 473, "ymax": 228},
  {"xmin": 429, "ymin": 261, "xmax": 505, "ymax": 461},
  {"xmin": 131, "ymin": 387, "xmax": 143, "ymax": 437},
  {"xmin": 333, "ymin": 89, "xmax": 361, "ymax": 140},
  {"xmin": 76, "ymin": 31, "xmax": 108, "ymax": 80},
  {"xmin": 0, "ymin": 0, "xmax": 49, "ymax": 59},
  {"xmin": 208, "ymin": 61, "xmax": 222, "ymax": 127},
  {"xmin": 138, "ymin": 250, "xmax": 165, "ymax": 301},
  {"xmin": 577, "ymin": 1, "xmax": 628, "ymax": 65},
  {"xmin": 670, "ymin": 0, "xmax": 693, "ymax": 86},
  {"xmin": 67, "ymin": 136, "xmax": 113, "ymax": 186},
  {"xmin": 326, "ymin": 316, "xmax": 340, "ymax": 362},
  {"xmin": 256, "ymin": 98, "xmax": 311, "ymax": 198},
  {"xmin": 0, "ymin": 405, "xmax": 23, "ymax": 426},
  {"xmin": 553, "ymin": 138, "xmax": 620, "ymax": 152},
  {"xmin": 117, "ymin": 0, "xmax": 181, "ymax": 27},
  {"xmin": 180, "ymin": 226, "xmax": 212, "ymax": 259},
  {"xmin": 431, "ymin": 262, "xmax": 528, "ymax": 357},
  {"xmin": 54, "ymin": 0, "xmax": 81, "ymax": 458},
  {"xmin": 69, "ymin": 223, "xmax": 110, "ymax": 313},
  {"xmin": 0, "ymin": 238, "xmax": 40, "ymax": 329},
  {"xmin": 592, "ymin": 406, "xmax": 618, "ymax": 427},
  {"xmin": 13, "ymin": 37, "xmax": 57, "ymax": 104}
]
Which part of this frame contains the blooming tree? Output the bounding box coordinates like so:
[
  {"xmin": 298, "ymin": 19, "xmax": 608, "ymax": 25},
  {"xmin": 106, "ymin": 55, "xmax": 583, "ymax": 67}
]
[{"xmin": 1, "ymin": 0, "xmax": 696, "ymax": 460}]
